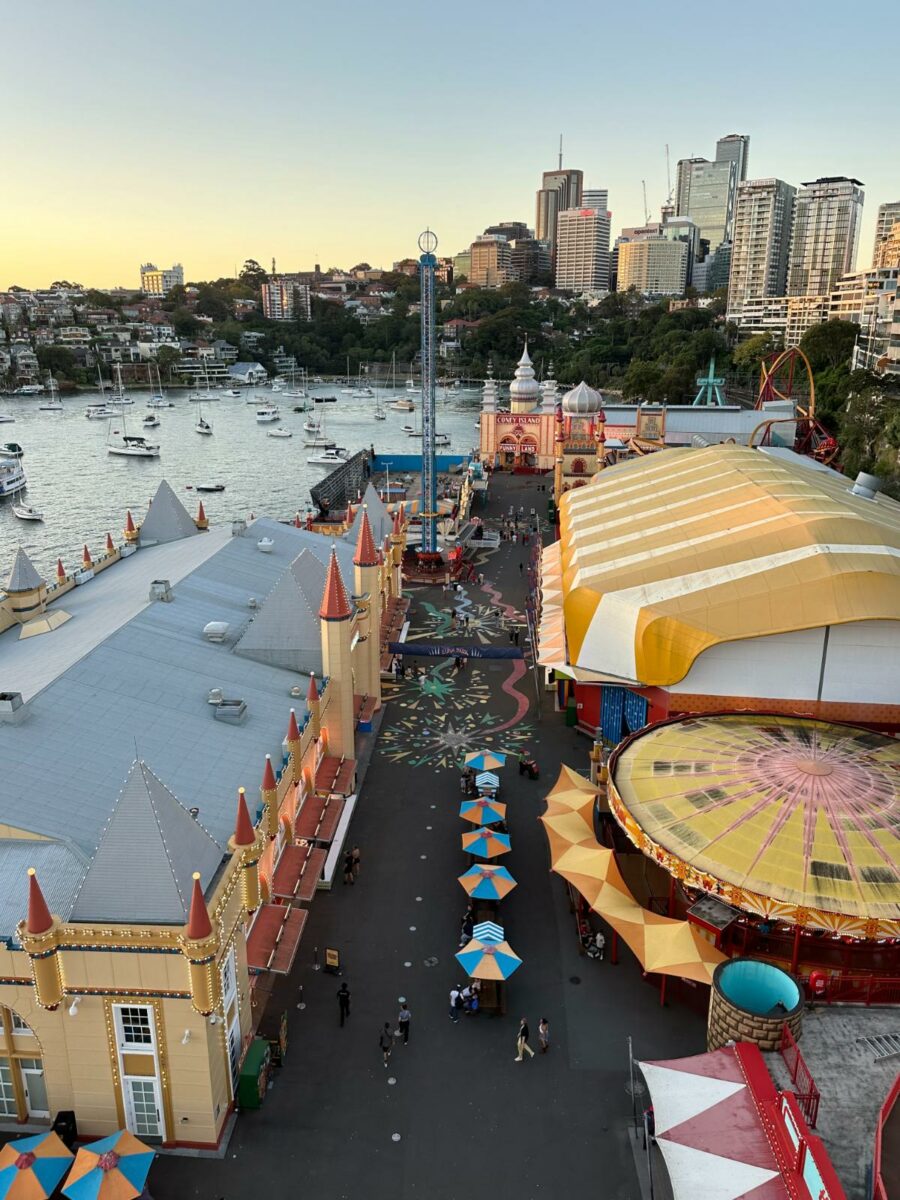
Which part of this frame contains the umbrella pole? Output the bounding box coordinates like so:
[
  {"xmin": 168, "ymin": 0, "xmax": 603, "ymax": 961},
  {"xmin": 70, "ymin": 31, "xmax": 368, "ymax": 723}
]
[{"xmin": 659, "ymin": 975, "xmax": 667, "ymax": 1007}]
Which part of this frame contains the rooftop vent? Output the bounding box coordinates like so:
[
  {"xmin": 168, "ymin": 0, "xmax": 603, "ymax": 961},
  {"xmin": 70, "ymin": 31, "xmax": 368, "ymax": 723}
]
[
  {"xmin": 0, "ymin": 692, "xmax": 25, "ymax": 724},
  {"xmin": 213, "ymin": 698, "xmax": 247, "ymax": 724},
  {"xmin": 850, "ymin": 471, "xmax": 882, "ymax": 501},
  {"xmin": 232, "ymin": 519, "xmax": 247, "ymax": 537},
  {"xmin": 149, "ymin": 579, "xmax": 173, "ymax": 602},
  {"xmin": 207, "ymin": 688, "xmax": 224, "ymax": 705},
  {"xmin": 247, "ymin": 597, "xmax": 259, "ymax": 609},
  {"xmin": 257, "ymin": 538, "xmax": 274, "ymax": 553},
  {"xmin": 189, "ymin": 806, "xmax": 200, "ymax": 821},
  {"xmin": 203, "ymin": 621, "xmax": 230, "ymax": 643}
]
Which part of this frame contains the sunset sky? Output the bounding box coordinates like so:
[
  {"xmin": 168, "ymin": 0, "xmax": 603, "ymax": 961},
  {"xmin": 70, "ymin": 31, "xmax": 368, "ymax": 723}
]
[{"xmin": 3, "ymin": 0, "xmax": 896, "ymax": 288}]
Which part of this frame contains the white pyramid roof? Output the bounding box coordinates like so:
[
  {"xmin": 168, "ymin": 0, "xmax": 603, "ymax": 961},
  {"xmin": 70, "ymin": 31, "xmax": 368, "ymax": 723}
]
[
  {"xmin": 233, "ymin": 548, "xmax": 327, "ymax": 675},
  {"xmin": 6, "ymin": 548, "xmax": 44, "ymax": 593},
  {"xmin": 71, "ymin": 760, "xmax": 223, "ymax": 924},
  {"xmin": 139, "ymin": 479, "xmax": 199, "ymax": 546}
]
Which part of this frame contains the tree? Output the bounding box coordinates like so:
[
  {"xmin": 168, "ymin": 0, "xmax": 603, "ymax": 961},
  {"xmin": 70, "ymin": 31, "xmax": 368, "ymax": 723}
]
[
  {"xmin": 800, "ymin": 319, "xmax": 859, "ymax": 372},
  {"xmin": 84, "ymin": 289, "xmax": 117, "ymax": 309},
  {"xmin": 622, "ymin": 360, "xmax": 663, "ymax": 402},
  {"xmin": 733, "ymin": 333, "xmax": 777, "ymax": 378},
  {"xmin": 170, "ymin": 307, "xmax": 201, "ymax": 337},
  {"xmin": 239, "ymin": 259, "xmax": 267, "ymax": 289},
  {"xmin": 195, "ymin": 288, "xmax": 232, "ymax": 322},
  {"xmin": 36, "ymin": 346, "xmax": 76, "ymax": 378},
  {"xmin": 156, "ymin": 345, "xmax": 182, "ymax": 378}
]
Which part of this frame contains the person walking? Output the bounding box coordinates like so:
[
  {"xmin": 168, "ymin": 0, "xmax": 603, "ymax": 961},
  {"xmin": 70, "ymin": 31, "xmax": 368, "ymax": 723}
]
[
  {"xmin": 515, "ymin": 1017, "xmax": 535, "ymax": 1061},
  {"xmin": 449, "ymin": 985, "xmax": 462, "ymax": 1022},
  {"xmin": 518, "ymin": 562, "xmax": 524, "ymax": 575},
  {"xmin": 337, "ymin": 982, "xmax": 351, "ymax": 1027},
  {"xmin": 351, "ymin": 845, "xmax": 361, "ymax": 880},
  {"xmin": 379, "ymin": 1022, "xmax": 394, "ymax": 1067},
  {"xmin": 398, "ymin": 1000, "xmax": 411, "ymax": 1044},
  {"xmin": 594, "ymin": 931, "xmax": 606, "ymax": 961},
  {"xmin": 343, "ymin": 849, "xmax": 355, "ymax": 886},
  {"xmin": 538, "ymin": 1017, "xmax": 550, "ymax": 1053}
]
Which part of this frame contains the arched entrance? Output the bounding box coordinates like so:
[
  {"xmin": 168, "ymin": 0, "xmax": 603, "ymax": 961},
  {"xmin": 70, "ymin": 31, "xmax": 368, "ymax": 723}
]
[
  {"xmin": 517, "ymin": 435, "xmax": 538, "ymax": 468},
  {"xmin": 0, "ymin": 1007, "xmax": 48, "ymax": 1122}
]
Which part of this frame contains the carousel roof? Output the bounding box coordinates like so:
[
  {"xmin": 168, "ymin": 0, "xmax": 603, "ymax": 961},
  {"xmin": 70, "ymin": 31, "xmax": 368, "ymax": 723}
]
[
  {"xmin": 609, "ymin": 713, "xmax": 900, "ymax": 939},
  {"xmin": 561, "ymin": 381, "xmax": 604, "ymax": 415},
  {"xmin": 554, "ymin": 444, "xmax": 900, "ymax": 685}
]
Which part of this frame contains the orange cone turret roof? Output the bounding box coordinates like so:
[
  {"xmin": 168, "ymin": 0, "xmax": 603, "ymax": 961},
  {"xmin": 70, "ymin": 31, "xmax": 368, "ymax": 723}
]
[
  {"xmin": 125, "ymin": 510, "xmax": 136, "ymax": 533},
  {"xmin": 262, "ymin": 754, "xmax": 277, "ymax": 791},
  {"xmin": 82, "ymin": 544, "xmax": 92, "ymax": 567},
  {"xmin": 319, "ymin": 549, "xmax": 352, "ymax": 620},
  {"xmin": 392, "ymin": 508, "xmax": 401, "ymax": 536},
  {"xmin": 234, "ymin": 788, "xmax": 255, "ymax": 847},
  {"xmin": 197, "ymin": 501, "xmax": 206, "ymax": 522},
  {"xmin": 307, "ymin": 673, "xmax": 318, "ymax": 704},
  {"xmin": 353, "ymin": 507, "xmax": 378, "ymax": 567},
  {"xmin": 26, "ymin": 868, "xmax": 53, "ymax": 935},
  {"xmin": 56, "ymin": 558, "xmax": 66, "ymax": 581},
  {"xmin": 106, "ymin": 532, "xmax": 114, "ymax": 553},
  {"xmin": 287, "ymin": 708, "xmax": 300, "ymax": 742},
  {"xmin": 186, "ymin": 873, "xmax": 212, "ymax": 940}
]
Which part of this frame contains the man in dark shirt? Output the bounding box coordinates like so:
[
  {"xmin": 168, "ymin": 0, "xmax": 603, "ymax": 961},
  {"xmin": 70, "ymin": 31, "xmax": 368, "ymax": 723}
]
[{"xmin": 337, "ymin": 982, "xmax": 351, "ymax": 1027}]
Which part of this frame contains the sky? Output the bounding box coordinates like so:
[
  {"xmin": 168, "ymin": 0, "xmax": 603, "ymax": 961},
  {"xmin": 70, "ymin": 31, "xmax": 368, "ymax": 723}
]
[{"xmin": 2, "ymin": 0, "xmax": 897, "ymax": 289}]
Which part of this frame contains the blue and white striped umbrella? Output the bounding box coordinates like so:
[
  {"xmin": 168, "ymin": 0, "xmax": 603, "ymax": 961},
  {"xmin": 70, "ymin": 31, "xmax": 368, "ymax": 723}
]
[{"xmin": 473, "ymin": 920, "xmax": 504, "ymax": 943}]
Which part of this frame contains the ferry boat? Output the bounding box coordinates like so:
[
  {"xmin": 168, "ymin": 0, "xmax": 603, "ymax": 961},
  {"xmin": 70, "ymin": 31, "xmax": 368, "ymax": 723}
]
[
  {"xmin": 256, "ymin": 405, "xmax": 280, "ymax": 423},
  {"xmin": 0, "ymin": 457, "xmax": 27, "ymax": 496}
]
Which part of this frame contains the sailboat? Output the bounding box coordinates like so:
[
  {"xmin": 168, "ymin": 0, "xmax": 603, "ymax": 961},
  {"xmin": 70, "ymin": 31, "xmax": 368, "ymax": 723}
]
[
  {"xmin": 341, "ymin": 356, "xmax": 354, "ymax": 394},
  {"xmin": 195, "ymin": 404, "xmax": 213, "ymax": 435},
  {"xmin": 109, "ymin": 363, "xmax": 133, "ymax": 406},
  {"xmin": 38, "ymin": 375, "xmax": 63, "ymax": 411},
  {"xmin": 189, "ymin": 363, "xmax": 218, "ymax": 401},
  {"xmin": 107, "ymin": 414, "xmax": 160, "ymax": 457},
  {"xmin": 147, "ymin": 363, "xmax": 172, "ymax": 407},
  {"xmin": 303, "ymin": 407, "xmax": 333, "ymax": 447},
  {"xmin": 12, "ymin": 497, "xmax": 43, "ymax": 521}
]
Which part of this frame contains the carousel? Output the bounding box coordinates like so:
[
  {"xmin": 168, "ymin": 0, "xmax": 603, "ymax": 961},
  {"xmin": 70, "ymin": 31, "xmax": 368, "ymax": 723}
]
[{"xmin": 608, "ymin": 713, "xmax": 900, "ymax": 979}]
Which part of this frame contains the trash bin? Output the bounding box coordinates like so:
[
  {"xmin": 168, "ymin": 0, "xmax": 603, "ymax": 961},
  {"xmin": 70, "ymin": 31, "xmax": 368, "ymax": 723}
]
[
  {"xmin": 53, "ymin": 1110, "xmax": 77, "ymax": 1149},
  {"xmin": 565, "ymin": 697, "xmax": 578, "ymax": 727},
  {"xmin": 237, "ymin": 1038, "xmax": 271, "ymax": 1110}
]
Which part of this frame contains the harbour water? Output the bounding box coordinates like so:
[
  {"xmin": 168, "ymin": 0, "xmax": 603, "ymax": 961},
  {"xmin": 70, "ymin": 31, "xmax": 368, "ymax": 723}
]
[{"xmin": 0, "ymin": 385, "xmax": 482, "ymax": 575}]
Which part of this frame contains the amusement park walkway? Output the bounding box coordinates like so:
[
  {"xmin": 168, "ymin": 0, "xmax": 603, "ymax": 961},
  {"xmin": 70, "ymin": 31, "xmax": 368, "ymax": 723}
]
[{"xmin": 152, "ymin": 473, "xmax": 705, "ymax": 1200}]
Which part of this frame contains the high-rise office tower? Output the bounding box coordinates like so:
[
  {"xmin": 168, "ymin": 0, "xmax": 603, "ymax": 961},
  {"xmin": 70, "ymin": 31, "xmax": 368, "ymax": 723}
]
[
  {"xmin": 617, "ymin": 238, "xmax": 688, "ymax": 296},
  {"xmin": 535, "ymin": 166, "xmax": 583, "ymax": 265},
  {"xmin": 716, "ymin": 134, "xmax": 750, "ymax": 184},
  {"xmin": 727, "ymin": 178, "xmax": 796, "ymax": 315},
  {"xmin": 483, "ymin": 221, "xmax": 531, "ymax": 242},
  {"xmin": 787, "ymin": 177, "xmax": 864, "ymax": 296},
  {"xmin": 582, "ymin": 188, "xmax": 609, "ymax": 213},
  {"xmin": 555, "ymin": 208, "xmax": 611, "ymax": 292},
  {"xmin": 873, "ymin": 201, "xmax": 900, "ymax": 266},
  {"xmin": 675, "ymin": 134, "xmax": 749, "ymax": 252}
]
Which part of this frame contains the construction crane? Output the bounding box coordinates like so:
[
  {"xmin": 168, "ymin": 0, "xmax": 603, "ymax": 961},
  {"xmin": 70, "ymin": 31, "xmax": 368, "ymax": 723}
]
[
  {"xmin": 641, "ymin": 180, "xmax": 650, "ymax": 225},
  {"xmin": 665, "ymin": 144, "xmax": 673, "ymax": 208}
]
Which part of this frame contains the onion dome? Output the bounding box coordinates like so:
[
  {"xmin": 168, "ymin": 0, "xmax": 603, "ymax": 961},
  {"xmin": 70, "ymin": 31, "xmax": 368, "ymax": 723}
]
[
  {"xmin": 561, "ymin": 381, "xmax": 604, "ymax": 415},
  {"xmin": 509, "ymin": 343, "xmax": 540, "ymax": 406}
]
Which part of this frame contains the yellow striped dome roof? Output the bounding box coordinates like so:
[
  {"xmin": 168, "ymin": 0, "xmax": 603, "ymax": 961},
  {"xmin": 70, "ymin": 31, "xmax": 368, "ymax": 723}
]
[{"xmin": 558, "ymin": 445, "xmax": 900, "ymax": 685}]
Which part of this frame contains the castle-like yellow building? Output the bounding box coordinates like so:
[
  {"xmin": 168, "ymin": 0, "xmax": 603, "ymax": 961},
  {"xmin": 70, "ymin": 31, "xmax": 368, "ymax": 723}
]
[{"xmin": 0, "ymin": 480, "xmax": 406, "ymax": 1147}]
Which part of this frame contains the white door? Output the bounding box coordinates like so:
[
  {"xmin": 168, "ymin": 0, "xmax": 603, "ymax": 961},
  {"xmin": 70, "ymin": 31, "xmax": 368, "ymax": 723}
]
[
  {"xmin": 221, "ymin": 947, "xmax": 241, "ymax": 1096},
  {"xmin": 20, "ymin": 1059, "xmax": 49, "ymax": 1118},
  {"xmin": 124, "ymin": 1076, "xmax": 163, "ymax": 1140}
]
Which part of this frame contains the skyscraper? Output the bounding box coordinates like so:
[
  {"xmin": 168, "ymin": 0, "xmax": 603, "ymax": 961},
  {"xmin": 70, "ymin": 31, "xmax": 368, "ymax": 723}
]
[
  {"xmin": 555, "ymin": 208, "xmax": 611, "ymax": 293},
  {"xmin": 727, "ymin": 178, "xmax": 796, "ymax": 317},
  {"xmin": 582, "ymin": 188, "xmax": 609, "ymax": 213},
  {"xmin": 675, "ymin": 134, "xmax": 749, "ymax": 252},
  {"xmin": 873, "ymin": 201, "xmax": 900, "ymax": 266},
  {"xmin": 535, "ymin": 167, "xmax": 583, "ymax": 266},
  {"xmin": 787, "ymin": 177, "xmax": 864, "ymax": 296},
  {"xmin": 468, "ymin": 235, "xmax": 511, "ymax": 287},
  {"xmin": 715, "ymin": 134, "xmax": 750, "ymax": 185}
]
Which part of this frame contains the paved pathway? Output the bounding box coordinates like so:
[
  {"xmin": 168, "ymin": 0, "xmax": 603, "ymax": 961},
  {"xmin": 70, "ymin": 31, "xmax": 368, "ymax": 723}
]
[{"xmin": 153, "ymin": 473, "xmax": 704, "ymax": 1200}]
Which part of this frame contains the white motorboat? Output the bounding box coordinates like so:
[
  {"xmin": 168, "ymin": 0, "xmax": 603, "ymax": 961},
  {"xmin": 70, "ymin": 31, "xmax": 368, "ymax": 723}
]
[
  {"xmin": 434, "ymin": 433, "xmax": 451, "ymax": 446},
  {"xmin": 0, "ymin": 458, "xmax": 27, "ymax": 496},
  {"xmin": 147, "ymin": 397, "xmax": 173, "ymax": 408},
  {"xmin": 0, "ymin": 414, "xmax": 14, "ymax": 424},
  {"xmin": 390, "ymin": 397, "xmax": 415, "ymax": 412},
  {"xmin": 267, "ymin": 427, "xmax": 293, "ymax": 438},
  {"xmin": 358, "ymin": 386, "xmax": 374, "ymax": 398},
  {"xmin": 303, "ymin": 418, "xmax": 320, "ymax": 433},
  {"xmin": 142, "ymin": 414, "xmax": 160, "ymax": 427},
  {"xmin": 1, "ymin": 442, "xmax": 23, "ymax": 458},
  {"xmin": 85, "ymin": 405, "xmax": 117, "ymax": 419},
  {"xmin": 12, "ymin": 501, "xmax": 43, "ymax": 522},
  {"xmin": 14, "ymin": 384, "xmax": 43, "ymax": 395},
  {"xmin": 402, "ymin": 423, "xmax": 416, "ymax": 434},
  {"xmin": 223, "ymin": 388, "xmax": 241, "ymax": 397},
  {"xmin": 256, "ymin": 406, "xmax": 280, "ymax": 423},
  {"xmin": 307, "ymin": 448, "xmax": 349, "ymax": 466},
  {"xmin": 107, "ymin": 432, "xmax": 160, "ymax": 458}
]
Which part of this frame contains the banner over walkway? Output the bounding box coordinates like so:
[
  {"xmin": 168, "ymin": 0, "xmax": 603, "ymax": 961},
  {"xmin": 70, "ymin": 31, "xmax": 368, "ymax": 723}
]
[{"xmin": 388, "ymin": 641, "xmax": 524, "ymax": 660}]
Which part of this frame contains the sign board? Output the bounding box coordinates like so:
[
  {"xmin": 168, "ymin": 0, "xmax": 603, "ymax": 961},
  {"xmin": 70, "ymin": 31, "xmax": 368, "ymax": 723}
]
[
  {"xmin": 636, "ymin": 408, "xmax": 665, "ymax": 441},
  {"xmin": 325, "ymin": 947, "xmax": 341, "ymax": 972}
]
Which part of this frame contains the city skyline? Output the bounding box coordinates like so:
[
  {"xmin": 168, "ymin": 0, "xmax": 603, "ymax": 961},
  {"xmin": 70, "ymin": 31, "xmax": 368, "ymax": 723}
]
[{"xmin": 3, "ymin": 0, "xmax": 897, "ymax": 288}]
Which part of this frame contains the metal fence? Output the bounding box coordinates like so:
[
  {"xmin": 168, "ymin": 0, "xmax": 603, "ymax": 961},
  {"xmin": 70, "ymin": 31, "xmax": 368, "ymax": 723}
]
[{"xmin": 780, "ymin": 1023, "xmax": 820, "ymax": 1128}]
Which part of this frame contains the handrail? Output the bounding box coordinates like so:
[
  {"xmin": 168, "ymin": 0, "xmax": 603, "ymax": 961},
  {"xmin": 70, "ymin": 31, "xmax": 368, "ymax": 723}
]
[{"xmin": 873, "ymin": 1072, "xmax": 900, "ymax": 1200}]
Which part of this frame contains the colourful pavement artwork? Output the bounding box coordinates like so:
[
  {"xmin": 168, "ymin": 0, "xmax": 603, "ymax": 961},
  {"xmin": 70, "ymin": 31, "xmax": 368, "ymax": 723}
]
[{"xmin": 379, "ymin": 580, "xmax": 534, "ymax": 772}]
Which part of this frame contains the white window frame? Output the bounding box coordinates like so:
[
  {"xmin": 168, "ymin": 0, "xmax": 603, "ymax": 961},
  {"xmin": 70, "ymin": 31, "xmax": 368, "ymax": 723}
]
[{"xmin": 113, "ymin": 1004, "xmax": 157, "ymax": 1053}]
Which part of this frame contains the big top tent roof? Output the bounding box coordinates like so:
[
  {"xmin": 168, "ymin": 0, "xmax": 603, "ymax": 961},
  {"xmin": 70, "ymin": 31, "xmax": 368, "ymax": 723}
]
[
  {"xmin": 550, "ymin": 444, "xmax": 900, "ymax": 686},
  {"xmin": 609, "ymin": 713, "xmax": 900, "ymax": 939}
]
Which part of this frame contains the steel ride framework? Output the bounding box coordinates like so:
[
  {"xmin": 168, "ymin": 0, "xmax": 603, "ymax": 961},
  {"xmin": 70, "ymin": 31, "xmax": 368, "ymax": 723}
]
[{"xmin": 748, "ymin": 347, "xmax": 840, "ymax": 467}]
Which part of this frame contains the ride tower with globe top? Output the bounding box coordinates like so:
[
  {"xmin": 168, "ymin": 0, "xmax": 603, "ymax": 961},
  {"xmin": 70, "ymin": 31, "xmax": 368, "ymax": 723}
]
[{"xmin": 417, "ymin": 229, "xmax": 442, "ymax": 567}]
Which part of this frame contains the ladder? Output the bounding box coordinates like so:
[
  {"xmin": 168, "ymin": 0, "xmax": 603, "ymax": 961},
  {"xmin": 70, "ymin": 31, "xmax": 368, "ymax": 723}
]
[{"xmin": 857, "ymin": 1034, "xmax": 900, "ymax": 1061}]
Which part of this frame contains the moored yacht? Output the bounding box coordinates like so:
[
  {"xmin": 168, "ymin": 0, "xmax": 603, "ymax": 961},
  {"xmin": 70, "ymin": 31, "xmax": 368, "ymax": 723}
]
[
  {"xmin": 85, "ymin": 404, "xmax": 117, "ymax": 419},
  {"xmin": 256, "ymin": 405, "xmax": 280, "ymax": 423},
  {"xmin": 0, "ymin": 457, "xmax": 27, "ymax": 496},
  {"xmin": 307, "ymin": 447, "xmax": 349, "ymax": 466}
]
